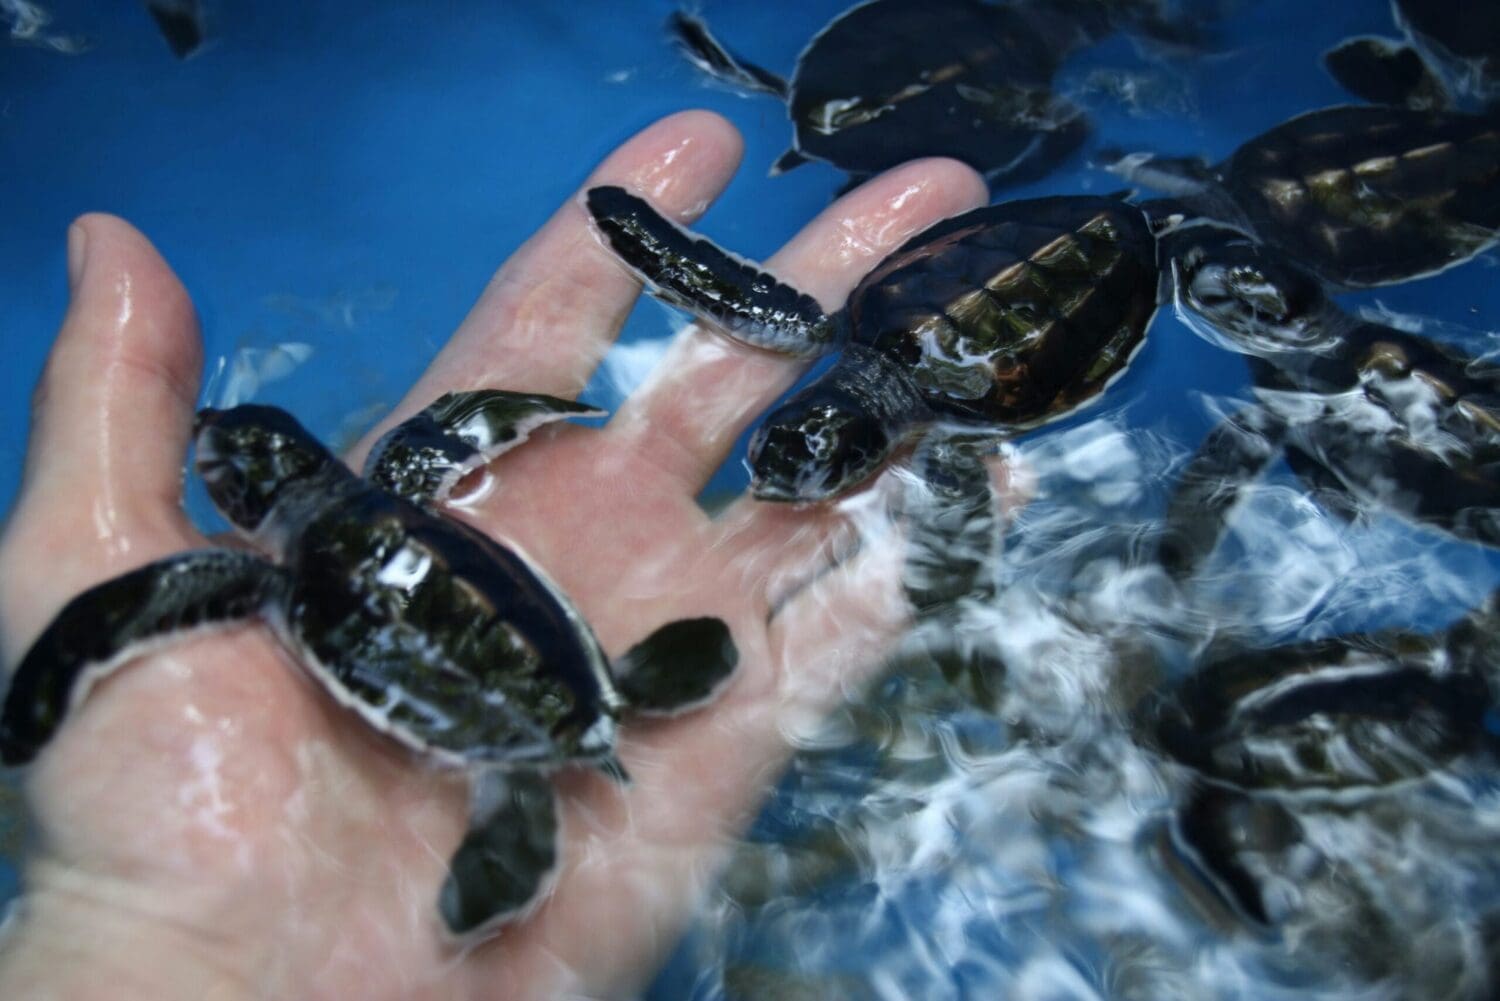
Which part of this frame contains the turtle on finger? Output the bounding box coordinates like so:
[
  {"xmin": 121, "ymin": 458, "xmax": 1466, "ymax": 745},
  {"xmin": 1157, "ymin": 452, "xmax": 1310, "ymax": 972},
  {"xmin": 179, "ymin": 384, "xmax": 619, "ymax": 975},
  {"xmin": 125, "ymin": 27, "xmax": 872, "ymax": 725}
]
[
  {"xmin": 585, "ymin": 184, "xmax": 1160, "ymax": 504},
  {"xmin": 0, "ymin": 389, "xmax": 739, "ymax": 941}
]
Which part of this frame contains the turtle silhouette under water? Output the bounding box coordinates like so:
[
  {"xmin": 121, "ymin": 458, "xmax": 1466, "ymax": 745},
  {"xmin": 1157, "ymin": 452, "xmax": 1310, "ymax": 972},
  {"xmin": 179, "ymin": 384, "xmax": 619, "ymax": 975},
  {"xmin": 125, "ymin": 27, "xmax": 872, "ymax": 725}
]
[
  {"xmin": 669, "ymin": 0, "xmax": 1211, "ymax": 192},
  {"xmin": 1156, "ymin": 225, "xmax": 1500, "ymax": 577},
  {"xmin": 1325, "ymin": 0, "xmax": 1500, "ymax": 112},
  {"xmin": 1141, "ymin": 594, "xmax": 1500, "ymax": 925},
  {"xmin": 0, "ymin": 389, "xmax": 738, "ymax": 940},
  {"xmin": 585, "ymin": 184, "xmax": 1161, "ymax": 503},
  {"xmin": 1108, "ymin": 103, "xmax": 1500, "ymax": 288}
]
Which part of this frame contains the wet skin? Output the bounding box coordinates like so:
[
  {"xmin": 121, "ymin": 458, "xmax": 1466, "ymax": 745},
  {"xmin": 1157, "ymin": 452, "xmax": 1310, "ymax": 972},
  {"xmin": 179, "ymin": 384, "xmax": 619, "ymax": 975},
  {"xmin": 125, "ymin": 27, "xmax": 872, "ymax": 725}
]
[{"xmin": 0, "ymin": 114, "xmax": 993, "ymax": 1000}]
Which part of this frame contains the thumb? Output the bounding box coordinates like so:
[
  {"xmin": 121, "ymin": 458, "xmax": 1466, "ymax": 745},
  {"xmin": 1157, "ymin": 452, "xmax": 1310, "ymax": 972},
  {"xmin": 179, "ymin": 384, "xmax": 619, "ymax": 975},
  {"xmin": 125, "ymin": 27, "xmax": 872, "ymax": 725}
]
[{"xmin": 1, "ymin": 215, "xmax": 203, "ymax": 659}]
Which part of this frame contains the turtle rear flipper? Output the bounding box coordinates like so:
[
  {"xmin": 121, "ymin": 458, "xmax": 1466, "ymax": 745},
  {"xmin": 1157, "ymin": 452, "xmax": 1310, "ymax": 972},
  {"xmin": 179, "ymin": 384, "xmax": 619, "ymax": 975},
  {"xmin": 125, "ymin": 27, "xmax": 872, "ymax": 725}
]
[
  {"xmin": 440, "ymin": 769, "xmax": 558, "ymax": 938},
  {"xmin": 613, "ymin": 617, "xmax": 738, "ymax": 716},
  {"xmin": 1, "ymin": 550, "xmax": 284, "ymax": 765},
  {"xmin": 669, "ymin": 11, "xmax": 789, "ymax": 100},
  {"xmin": 769, "ymin": 147, "xmax": 812, "ymax": 177},
  {"xmin": 1324, "ymin": 35, "xmax": 1449, "ymax": 110},
  {"xmin": 145, "ymin": 0, "xmax": 205, "ymax": 59},
  {"xmin": 365, "ymin": 390, "xmax": 604, "ymax": 506},
  {"xmin": 1159, "ymin": 404, "xmax": 1286, "ymax": 580},
  {"xmin": 585, "ymin": 185, "xmax": 841, "ymax": 358}
]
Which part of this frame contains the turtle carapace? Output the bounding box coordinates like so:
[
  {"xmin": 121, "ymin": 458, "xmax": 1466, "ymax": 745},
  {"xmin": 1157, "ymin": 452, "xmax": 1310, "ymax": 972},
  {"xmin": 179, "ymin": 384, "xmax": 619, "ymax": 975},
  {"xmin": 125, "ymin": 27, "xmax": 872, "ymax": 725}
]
[
  {"xmin": 1111, "ymin": 104, "xmax": 1500, "ymax": 288},
  {"xmin": 669, "ymin": 0, "xmax": 1212, "ymax": 191}
]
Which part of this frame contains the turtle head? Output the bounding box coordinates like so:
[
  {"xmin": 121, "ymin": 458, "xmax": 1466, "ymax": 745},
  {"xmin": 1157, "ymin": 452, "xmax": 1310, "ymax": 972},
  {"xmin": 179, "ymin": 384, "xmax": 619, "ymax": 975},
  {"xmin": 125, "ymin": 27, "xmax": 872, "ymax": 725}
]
[
  {"xmin": 749, "ymin": 400, "xmax": 892, "ymax": 503},
  {"xmin": 1171, "ymin": 229, "xmax": 1333, "ymax": 355},
  {"xmin": 194, "ymin": 405, "xmax": 335, "ymax": 536}
]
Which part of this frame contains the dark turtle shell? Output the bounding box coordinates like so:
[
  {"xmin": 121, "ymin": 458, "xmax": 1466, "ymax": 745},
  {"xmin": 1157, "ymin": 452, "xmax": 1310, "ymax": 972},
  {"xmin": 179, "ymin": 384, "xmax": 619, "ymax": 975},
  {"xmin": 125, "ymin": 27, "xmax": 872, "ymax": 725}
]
[
  {"xmin": 1219, "ymin": 104, "xmax": 1500, "ymax": 287},
  {"xmin": 1266, "ymin": 328, "xmax": 1500, "ymax": 545},
  {"xmin": 847, "ymin": 196, "xmax": 1159, "ymax": 425},
  {"xmin": 1149, "ymin": 632, "xmax": 1494, "ymax": 793},
  {"xmin": 783, "ymin": 0, "xmax": 1089, "ymax": 183},
  {"xmin": 285, "ymin": 487, "xmax": 615, "ymax": 766}
]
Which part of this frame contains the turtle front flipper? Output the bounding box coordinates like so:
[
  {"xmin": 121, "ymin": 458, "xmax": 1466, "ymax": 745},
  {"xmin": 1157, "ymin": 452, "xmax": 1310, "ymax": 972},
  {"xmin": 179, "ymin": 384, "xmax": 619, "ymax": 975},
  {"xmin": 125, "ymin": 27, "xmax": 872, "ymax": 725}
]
[
  {"xmin": 1158, "ymin": 404, "xmax": 1286, "ymax": 579},
  {"xmin": 585, "ymin": 185, "xmax": 842, "ymax": 358},
  {"xmin": 1324, "ymin": 36, "xmax": 1449, "ymax": 110},
  {"xmin": 365, "ymin": 390, "xmax": 605, "ymax": 506},
  {"xmin": 440, "ymin": 769, "xmax": 559, "ymax": 938},
  {"xmin": 612, "ymin": 617, "xmax": 739, "ymax": 716},
  {"xmin": 1164, "ymin": 782, "xmax": 1296, "ymax": 927},
  {"xmin": 901, "ymin": 431, "xmax": 1004, "ymax": 612},
  {"xmin": 1099, "ymin": 148, "xmax": 1216, "ymax": 197},
  {"xmin": 1, "ymin": 549, "xmax": 284, "ymax": 765},
  {"xmin": 669, "ymin": 11, "xmax": 789, "ymax": 100}
]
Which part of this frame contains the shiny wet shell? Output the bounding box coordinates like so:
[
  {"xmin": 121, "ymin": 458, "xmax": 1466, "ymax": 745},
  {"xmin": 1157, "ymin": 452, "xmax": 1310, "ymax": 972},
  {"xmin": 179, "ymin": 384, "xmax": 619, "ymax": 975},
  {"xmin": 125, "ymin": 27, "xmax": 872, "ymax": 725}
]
[
  {"xmin": 847, "ymin": 195, "xmax": 1158, "ymax": 425},
  {"xmin": 285, "ymin": 489, "xmax": 615, "ymax": 767},
  {"xmin": 1221, "ymin": 105, "xmax": 1500, "ymax": 287}
]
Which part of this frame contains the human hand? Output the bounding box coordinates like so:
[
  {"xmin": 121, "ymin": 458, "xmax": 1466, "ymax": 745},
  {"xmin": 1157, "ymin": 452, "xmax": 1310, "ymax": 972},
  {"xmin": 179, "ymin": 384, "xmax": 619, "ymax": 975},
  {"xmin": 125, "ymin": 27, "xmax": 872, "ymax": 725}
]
[{"xmin": 0, "ymin": 111, "xmax": 987, "ymax": 1000}]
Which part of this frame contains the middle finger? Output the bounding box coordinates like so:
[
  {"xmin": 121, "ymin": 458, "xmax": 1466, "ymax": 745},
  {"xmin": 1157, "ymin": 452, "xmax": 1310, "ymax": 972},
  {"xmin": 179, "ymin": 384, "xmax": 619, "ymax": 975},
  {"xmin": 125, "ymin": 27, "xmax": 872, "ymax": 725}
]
[{"xmin": 601, "ymin": 157, "xmax": 988, "ymax": 494}]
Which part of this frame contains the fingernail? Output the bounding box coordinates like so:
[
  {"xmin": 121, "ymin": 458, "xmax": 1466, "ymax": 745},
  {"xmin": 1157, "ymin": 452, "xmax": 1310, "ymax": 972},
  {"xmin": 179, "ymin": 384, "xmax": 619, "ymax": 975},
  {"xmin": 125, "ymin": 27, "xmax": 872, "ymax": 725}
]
[{"xmin": 66, "ymin": 222, "xmax": 89, "ymax": 293}]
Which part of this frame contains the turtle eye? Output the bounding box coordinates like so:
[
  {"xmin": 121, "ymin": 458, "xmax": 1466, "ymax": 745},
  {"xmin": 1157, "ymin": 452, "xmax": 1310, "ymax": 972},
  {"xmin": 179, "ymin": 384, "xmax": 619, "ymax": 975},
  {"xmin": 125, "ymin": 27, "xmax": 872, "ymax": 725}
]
[{"xmin": 1225, "ymin": 265, "xmax": 1292, "ymax": 321}]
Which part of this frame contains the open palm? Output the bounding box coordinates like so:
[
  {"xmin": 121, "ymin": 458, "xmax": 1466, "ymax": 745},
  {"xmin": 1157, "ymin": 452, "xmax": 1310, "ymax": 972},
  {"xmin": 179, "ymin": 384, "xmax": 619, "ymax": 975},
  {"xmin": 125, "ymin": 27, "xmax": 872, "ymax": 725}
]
[{"xmin": 0, "ymin": 112, "xmax": 987, "ymax": 1000}]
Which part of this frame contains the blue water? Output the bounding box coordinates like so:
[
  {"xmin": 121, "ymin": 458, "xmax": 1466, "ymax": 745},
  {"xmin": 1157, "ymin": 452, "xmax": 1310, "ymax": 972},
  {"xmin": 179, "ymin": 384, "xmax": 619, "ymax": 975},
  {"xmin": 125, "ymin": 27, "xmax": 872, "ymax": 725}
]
[{"xmin": 5, "ymin": 0, "xmax": 1500, "ymax": 997}]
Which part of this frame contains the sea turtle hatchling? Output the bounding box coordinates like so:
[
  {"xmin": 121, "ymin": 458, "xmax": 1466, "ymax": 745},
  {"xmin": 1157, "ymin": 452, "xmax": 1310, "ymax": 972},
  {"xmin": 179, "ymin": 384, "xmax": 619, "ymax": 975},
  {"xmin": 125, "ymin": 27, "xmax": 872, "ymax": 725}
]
[
  {"xmin": 585, "ymin": 184, "xmax": 1160, "ymax": 503},
  {"xmin": 0, "ymin": 389, "xmax": 739, "ymax": 940},
  {"xmin": 1156, "ymin": 225, "xmax": 1500, "ymax": 577},
  {"xmin": 669, "ymin": 0, "xmax": 1204, "ymax": 192},
  {"xmin": 1108, "ymin": 103, "xmax": 1500, "ymax": 288},
  {"xmin": 1140, "ymin": 600, "xmax": 1499, "ymax": 924}
]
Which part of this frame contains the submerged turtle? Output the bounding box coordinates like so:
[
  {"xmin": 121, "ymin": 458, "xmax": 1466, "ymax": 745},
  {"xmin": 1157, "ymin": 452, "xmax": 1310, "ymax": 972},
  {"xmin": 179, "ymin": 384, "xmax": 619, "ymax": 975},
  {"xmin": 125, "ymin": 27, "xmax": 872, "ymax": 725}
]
[
  {"xmin": 1325, "ymin": 0, "xmax": 1500, "ymax": 112},
  {"xmin": 1142, "ymin": 602, "xmax": 1499, "ymax": 924},
  {"xmin": 669, "ymin": 0, "xmax": 1207, "ymax": 191},
  {"xmin": 1110, "ymin": 103, "xmax": 1500, "ymax": 287},
  {"xmin": 585, "ymin": 184, "xmax": 1160, "ymax": 502},
  {"xmin": 1157, "ymin": 225, "xmax": 1500, "ymax": 577},
  {"xmin": 0, "ymin": 389, "xmax": 738, "ymax": 939}
]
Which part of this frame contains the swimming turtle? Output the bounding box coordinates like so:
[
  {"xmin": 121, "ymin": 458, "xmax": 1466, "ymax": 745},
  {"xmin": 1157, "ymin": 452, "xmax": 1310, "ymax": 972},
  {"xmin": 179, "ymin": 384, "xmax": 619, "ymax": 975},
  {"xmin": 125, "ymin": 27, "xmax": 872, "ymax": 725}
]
[
  {"xmin": 585, "ymin": 184, "xmax": 1160, "ymax": 503},
  {"xmin": 1156, "ymin": 225, "xmax": 1500, "ymax": 577},
  {"xmin": 1142, "ymin": 601, "xmax": 1499, "ymax": 924},
  {"xmin": 1325, "ymin": 0, "xmax": 1500, "ymax": 112},
  {"xmin": 668, "ymin": 0, "xmax": 1205, "ymax": 191},
  {"xmin": 1108, "ymin": 103, "xmax": 1500, "ymax": 287},
  {"xmin": 0, "ymin": 390, "xmax": 739, "ymax": 939}
]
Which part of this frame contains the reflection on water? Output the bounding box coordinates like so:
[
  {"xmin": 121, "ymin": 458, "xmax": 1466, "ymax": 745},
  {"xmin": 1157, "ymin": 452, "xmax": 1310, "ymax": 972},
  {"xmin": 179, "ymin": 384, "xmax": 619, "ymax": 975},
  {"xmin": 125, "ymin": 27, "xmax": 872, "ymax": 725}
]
[{"xmin": 655, "ymin": 411, "xmax": 1500, "ymax": 999}]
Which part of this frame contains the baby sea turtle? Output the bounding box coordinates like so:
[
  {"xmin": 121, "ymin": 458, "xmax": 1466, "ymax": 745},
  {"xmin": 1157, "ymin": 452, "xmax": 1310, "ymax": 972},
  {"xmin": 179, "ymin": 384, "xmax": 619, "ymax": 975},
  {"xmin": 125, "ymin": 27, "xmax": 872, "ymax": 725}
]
[
  {"xmin": 1142, "ymin": 602, "xmax": 1498, "ymax": 924},
  {"xmin": 1110, "ymin": 103, "xmax": 1500, "ymax": 287},
  {"xmin": 1157, "ymin": 225, "xmax": 1500, "ymax": 577},
  {"xmin": 0, "ymin": 390, "xmax": 738, "ymax": 940},
  {"xmin": 585, "ymin": 184, "xmax": 1160, "ymax": 502},
  {"xmin": 669, "ymin": 0, "xmax": 1199, "ymax": 191},
  {"xmin": 1325, "ymin": 0, "xmax": 1500, "ymax": 112}
]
